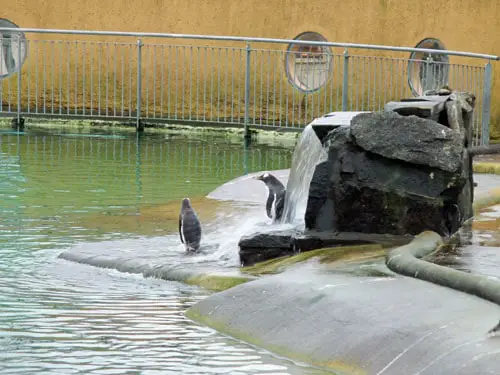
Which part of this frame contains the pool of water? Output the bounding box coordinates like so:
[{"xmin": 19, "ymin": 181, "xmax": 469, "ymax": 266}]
[
  {"xmin": 429, "ymin": 204, "xmax": 500, "ymax": 280},
  {"xmin": 0, "ymin": 126, "xmax": 328, "ymax": 374}
]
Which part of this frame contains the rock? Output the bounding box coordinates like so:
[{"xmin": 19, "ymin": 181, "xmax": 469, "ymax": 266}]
[
  {"xmin": 238, "ymin": 228, "xmax": 412, "ymax": 266},
  {"xmin": 295, "ymin": 231, "xmax": 412, "ymax": 252},
  {"xmin": 446, "ymin": 92, "xmax": 475, "ymax": 148},
  {"xmin": 350, "ymin": 111, "xmax": 463, "ymax": 173},
  {"xmin": 306, "ymin": 105, "xmax": 474, "ymax": 237},
  {"xmin": 238, "ymin": 229, "xmax": 299, "ymax": 266},
  {"xmin": 384, "ymin": 100, "xmax": 444, "ymax": 121}
]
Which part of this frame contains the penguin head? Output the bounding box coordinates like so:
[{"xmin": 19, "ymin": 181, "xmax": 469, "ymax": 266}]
[
  {"xmin": 181, "ymin": 198, "xmax": 192, "ymax": 210},
  {"xmin": 254, "ymin": 172, "xmax": 270, "ymax": 183},
  {"xmin": 254, "ymin": 172, "xmax": 285, "ymax": 192}
]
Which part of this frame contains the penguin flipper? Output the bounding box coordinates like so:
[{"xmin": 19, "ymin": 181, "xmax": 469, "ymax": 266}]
[
  {"xmin": 178, "ymin": 214, "xmax": 184, "ymax": 244},
  {"xmin": 265, "ymin": 193, "xmax": 275, "ymax": 219}
]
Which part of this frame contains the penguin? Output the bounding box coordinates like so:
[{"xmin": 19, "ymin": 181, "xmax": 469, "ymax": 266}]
[
  {"xmin": 254, "ymin": 172, "xmax": 286, "ymax": 222},
  {"xmin": 179, "ymin": 198, "xmax": 202, "ymax": 253}
]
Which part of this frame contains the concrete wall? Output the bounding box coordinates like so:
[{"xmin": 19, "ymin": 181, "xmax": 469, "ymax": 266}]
[{"xmin": 2, "ymin": 0, "xmax": 499, "ymax": 131}]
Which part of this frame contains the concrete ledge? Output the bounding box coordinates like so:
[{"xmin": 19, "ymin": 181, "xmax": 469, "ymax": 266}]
[
  {"xmin": 186, "ymin": 259, "xmax": 500, "ymax": 375},
  {"xmin": 58, "ymin": 250, "xmax": 253, "ymax": 292}
]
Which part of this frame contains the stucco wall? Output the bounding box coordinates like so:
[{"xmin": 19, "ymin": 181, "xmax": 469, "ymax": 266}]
[{"xmin": 2, "ymin": 0, "xmax": 499, "ymax": 131}]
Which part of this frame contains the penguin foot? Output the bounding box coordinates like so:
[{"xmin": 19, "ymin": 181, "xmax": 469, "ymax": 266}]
[{"xmin": 487, "ymin": 320, "xmax": 500, "ymax": 336}]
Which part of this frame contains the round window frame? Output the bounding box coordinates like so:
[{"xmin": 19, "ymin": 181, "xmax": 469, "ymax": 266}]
[
  {"xmin": 407, "ymin": 37, "xmax": 449, "ymax": 96},
  {"xmin": 0, "ymin": 18, "xmax": 28, "ymax": 79},
  {"xmin": 284, "ymin": 31, "xmax": 333, "ymax": 93}
]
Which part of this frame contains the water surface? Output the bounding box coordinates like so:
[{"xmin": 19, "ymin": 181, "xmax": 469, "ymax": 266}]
[{"xmin": 0, "ymin": 127, "xmax": 329, "ymax": 374}]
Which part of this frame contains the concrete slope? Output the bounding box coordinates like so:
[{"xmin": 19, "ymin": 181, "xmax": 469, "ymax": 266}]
[{"xmin": 187, "ymin": 260, "xmax": 500, "ymax": 375}]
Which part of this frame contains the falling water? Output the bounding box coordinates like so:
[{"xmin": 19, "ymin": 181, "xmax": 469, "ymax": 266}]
[{"xmin": 281, "ymin": 124, "xmax": 328, "ymax": 225}]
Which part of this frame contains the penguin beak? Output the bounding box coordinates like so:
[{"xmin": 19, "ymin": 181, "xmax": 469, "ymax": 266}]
[{"xmin": 253, "ymin": 175, "xmax": 263, "ymax": 181}]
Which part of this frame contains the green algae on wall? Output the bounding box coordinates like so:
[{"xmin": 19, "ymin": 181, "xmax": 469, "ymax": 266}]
[{"xmin": 242, "ymin": 244, "xmax": 387, "ymax": 276}]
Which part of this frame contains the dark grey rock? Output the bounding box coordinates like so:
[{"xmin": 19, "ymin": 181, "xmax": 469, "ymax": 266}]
[
  {"xmin": 238, "ymin": 229, "xmax": 299, "ymax": 266},
  {"xmin": 306, "ymin": 108, "xmax": 473, "ymax": 237},
  {"xmin": 350, "ymin": 111, "xmax": 463, "ymax": 173},
  {"xmin": 295, "ymin": 231, "xmax": 412, "ymax": 252}
]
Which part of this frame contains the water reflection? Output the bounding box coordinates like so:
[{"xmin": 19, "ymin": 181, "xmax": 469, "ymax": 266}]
[{"xmin": 0, "ymin": 128, "xmax": 328, "ymax": 375}]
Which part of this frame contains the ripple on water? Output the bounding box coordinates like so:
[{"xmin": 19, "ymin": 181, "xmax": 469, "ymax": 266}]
[{"xmin": 0, "ymin": 130, "xmax": 326, "ymax": 375}]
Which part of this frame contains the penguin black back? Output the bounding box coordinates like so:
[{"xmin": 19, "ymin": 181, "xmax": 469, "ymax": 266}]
[
  {"xmin": 179, "ymin": 198, "xmax": 202, "ymax": 252},
  {"xmin": 254, "ymin": 172, "xmax": 286, "ymax": 222}
]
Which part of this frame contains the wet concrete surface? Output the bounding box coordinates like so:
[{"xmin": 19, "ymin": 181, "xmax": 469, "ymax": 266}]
[
  {"xmin": 187, "ymin": 260, "xmax": 500, "ymax": 375},
  {"xmin": 208, "ymin": 169, "xmax": 289, "ymax": 203}
]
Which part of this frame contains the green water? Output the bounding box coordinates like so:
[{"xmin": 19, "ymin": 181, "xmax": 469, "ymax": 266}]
[{"xmin": 0, "ymin": 127, "xmax": 330, "ymax": 374}]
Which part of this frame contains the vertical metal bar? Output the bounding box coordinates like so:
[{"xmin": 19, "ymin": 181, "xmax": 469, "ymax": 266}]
[
  {"xmin": 481, "ymin": 61, "xmax": 492, "ymax": 146},
  {"xmin": 244, "ymin": 42, "xmax": 252, "ymax": 163},
  {"xmin": 121, "ymin": 45, "xmax": 125, "ymax": 116},
  {"xmin": 188, "ymin": 46, "xmax": 193, "ymax": 120},
  {"xmin": 98, "ymin": 43, "xmax": 101, "ymax": 115},
  {"xmin": 82, "ymin": 42, "xmax": 86, "ymax": 116},
  {"xmin": 51, "ymin": 41, "xmax": 54, "ymax": 114},
  {"xmin": 136, "ymin": 39, "xmax": 143, "ymax": 131},
  {"xmin": 341, "ymin": 48, "xmax": 349, "ymax": 111},
  {"xmin": 175, "ymin": 46, "xmax": 179, "ymax": 119},
  {"xmin": 89, "ymin": 42, "xmax": 93, "ymax": 116},
  {"xmin": 153, "ymin": 45, "xmax": 157, "ymax": 118},
  {"xmin": 181, "ymin": 46, "xmax": 186, "ymax": 120},
  {"xmin": 217, "ymin": 48, "xmax": 221, "ymax": 121},
  {"xmin": 74, "ymin": 42, "xmax": 78, "ymax": 115},
  {"xmin": 160, "ymin": 45, "xmax": 164, "ymax": 118},
  {"xmin": 106, "ymin": 43, "xmax": 109, "ymax": 116},
  {"xmin": 16, "ymin": 33, "xmax": 22, "ymax": 127},
  {"xmin": 114, "ymin": 43, "xmax": 117, "ymax": 117},
  {"xmin": 26, "ymin": 39, "xmax": 30, "ymax": 113},
  {"xmin": 35, "ymin": 43, "xmax": 40, "ymax": 114}
]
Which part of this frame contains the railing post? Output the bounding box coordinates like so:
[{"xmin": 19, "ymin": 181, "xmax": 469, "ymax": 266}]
[
  {"xmin": 481, "ymin": 61, "xmax": 492, "ymax": 146},
  {"xmin": 136, "ymin": 38, "xmax": 144, "ymax": 133},
  {"xmin": 16, "ymin": 32, "xmax": 22, "ymax": 131},
  {"xmin": 243, "ymin": 42, "xmax": 251, "ymax": 175},
  {"xmin": 341, "ymin": 48, "xmax": 349, "ymax": 111},
  {"xmin": 244, "ymin": 42, "xmax": 251, "ymax": 138}
]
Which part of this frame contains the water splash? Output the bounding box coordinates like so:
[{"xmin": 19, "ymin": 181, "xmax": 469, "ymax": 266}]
[{"xmin": 281, "ymin": 124, "xmax": 328, "ymax": 225}]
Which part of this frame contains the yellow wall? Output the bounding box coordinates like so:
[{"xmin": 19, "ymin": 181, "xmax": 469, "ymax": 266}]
[{"xmin": 2, "ymin": 0, "xmax": 500, "ymax": 129}]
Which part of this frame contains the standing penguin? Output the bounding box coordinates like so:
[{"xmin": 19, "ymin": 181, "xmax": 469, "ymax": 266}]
[
  {"xmin": 179, "ymin": 198, "xmax": 202, "ymax": 253},
  {"xmin": 254, "ymin": 172, "xmax": 286, "ymax": 222}
]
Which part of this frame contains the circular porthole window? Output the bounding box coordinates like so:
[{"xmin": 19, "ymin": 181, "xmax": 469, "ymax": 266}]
[
  {"xmin": 285, "ymin": 32, "xmax": 333, "ymax": 93},
  {"xmin": 0, "ymin": 18, "xmax": 28, "ymax": 79},
  {"xmin": 408, "ymin": 38, "xmax": 449, "ymax": 96}
]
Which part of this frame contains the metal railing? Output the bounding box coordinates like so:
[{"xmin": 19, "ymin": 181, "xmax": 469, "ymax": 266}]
[{"xmin": 0, "ymin": 28, "xmax": 498, "ymax": 145}]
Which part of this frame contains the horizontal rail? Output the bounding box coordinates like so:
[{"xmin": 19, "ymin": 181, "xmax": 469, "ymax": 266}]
[{"xmin": 0, "ymin": 27, "xmax": 498, "ymax": 61}]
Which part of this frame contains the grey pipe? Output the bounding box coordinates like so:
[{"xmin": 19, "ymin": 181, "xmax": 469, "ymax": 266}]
[{"xmin": 386, "ymin": 231, "xmax": 500, "ymax": 306}]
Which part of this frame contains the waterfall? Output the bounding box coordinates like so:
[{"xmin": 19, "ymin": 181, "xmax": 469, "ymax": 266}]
[{"xmin": 281, "ymin": 124, "xmax": 328, "ymax": 225}]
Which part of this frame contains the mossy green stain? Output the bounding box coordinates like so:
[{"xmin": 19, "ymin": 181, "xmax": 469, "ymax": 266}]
[
  {"xmin": 184, "ymin": 274, "xmax": 252, "ymax": 292},
  {"xmin": 185, "ymin": 307, "xmax": 366, "ymax": 375},
  {"xmin": 242, "ymin": 244, "xmax": 386, "ymax": 276}
]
